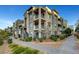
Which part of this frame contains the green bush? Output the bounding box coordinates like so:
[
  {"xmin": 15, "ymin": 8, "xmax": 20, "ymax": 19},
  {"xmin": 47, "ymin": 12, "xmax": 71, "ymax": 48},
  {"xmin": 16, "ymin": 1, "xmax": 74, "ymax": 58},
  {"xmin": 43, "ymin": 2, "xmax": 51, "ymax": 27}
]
[
  {"xmin": 50, "ymin": 35, "xmax": 58, "ymax": 41},
  {"xmin": 33, "ymin": 37, "xmax": 36, "ymax": 41},
  {"xmin": 20, "ymin": 38, "xmax": 24, "ymax": 41},
  {"xmin": 0, "ymin": 39, "xmax": 3, "ymax": 45},
  {"xmin": 8, "ymin": 38, "xmax": 12, "ymax": 44},
  {"xmin": 59, "ymin": 34, "xmax": 66, "ymax": 40},
  {"xmin": 33, "ymin": 36, "xmax": 46, "ymax": 42},
  {"xmin": 38, "ymin": 38, "xmax": 43, "ymax": 42},
  {"xmin": 43, "ymin": 36, "xmax": 46, "ymax": 40},
  {"xmin": 25, "ymin": 37, "xmax": 32, "ymax": 42},
  {"xmin": 8, "ymin": 32, "xmax": 13, "ymax": 36},
  {"xmin": 62, "ymin": 28, "xmax": 73, "ymax": 37}
]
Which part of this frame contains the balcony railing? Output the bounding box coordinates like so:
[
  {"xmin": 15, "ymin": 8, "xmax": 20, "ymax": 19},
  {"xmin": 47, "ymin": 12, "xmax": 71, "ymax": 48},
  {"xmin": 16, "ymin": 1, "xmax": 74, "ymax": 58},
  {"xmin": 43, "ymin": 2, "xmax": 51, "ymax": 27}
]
[
  {"xmin": 41, "ymin": 25, "xmax": 45, "ymax": 29},
  {"xmin": 41, "ymin": 14, "xmax": 45, "ymax": 18},
  {"xmin": 34, "ymin": 25, "xmax": 39, "ymax": 29},
  {"xmin": 34, "ymin": 25, "xmax": 45, "ymax": 29},
  {"xmin": 58, "ymin": 21, "xmax": 62, "ymax": 25},
  {"xmin": 33, "ymin": 15, "xmax": 39, "ymax": 19},
  {"xmin": 35, "ymin": 15, "xmax": 39, "ymax": 18},
  {"xmin": 33, "ymin": 14, "xmax": 45, "ymax": 19}
]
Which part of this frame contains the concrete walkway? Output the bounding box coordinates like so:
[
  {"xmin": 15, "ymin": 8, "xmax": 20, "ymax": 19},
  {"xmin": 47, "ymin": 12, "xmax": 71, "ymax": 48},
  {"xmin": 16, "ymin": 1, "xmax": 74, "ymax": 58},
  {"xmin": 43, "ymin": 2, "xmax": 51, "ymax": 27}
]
[
  {"xmin": 12, "ymin": 35, "xmax": 79, "ymax": 54},
  {"xmin": 58, "ymin": 35, "xmax": 78, "ymax": 54}
]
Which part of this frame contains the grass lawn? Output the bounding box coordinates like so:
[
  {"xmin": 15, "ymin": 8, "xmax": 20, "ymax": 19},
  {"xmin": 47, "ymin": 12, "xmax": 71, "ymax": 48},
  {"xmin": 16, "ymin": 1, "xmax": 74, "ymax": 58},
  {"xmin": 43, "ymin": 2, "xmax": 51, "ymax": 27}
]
[{"xmin": 9, "ymin": 44, "xmax": 41, "ymax": 54}]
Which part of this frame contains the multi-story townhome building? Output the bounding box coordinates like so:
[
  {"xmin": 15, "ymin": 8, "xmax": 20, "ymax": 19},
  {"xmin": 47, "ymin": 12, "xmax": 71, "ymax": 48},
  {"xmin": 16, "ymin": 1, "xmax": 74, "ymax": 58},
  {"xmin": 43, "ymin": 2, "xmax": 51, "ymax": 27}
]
[
  {"xmin": 62, "ymin": 19, "xmax": 67, "ymax": 29},
  {"xmin": 52, "ymin": 10, "xmax": 63, "ymax": 35},
  {"xmin": 24, "ymin": 6, "xmax": 67, "ymax": 39},
  {"xmin": 13, "ymin": 19, "xmax": 25, "ymax": 38}
]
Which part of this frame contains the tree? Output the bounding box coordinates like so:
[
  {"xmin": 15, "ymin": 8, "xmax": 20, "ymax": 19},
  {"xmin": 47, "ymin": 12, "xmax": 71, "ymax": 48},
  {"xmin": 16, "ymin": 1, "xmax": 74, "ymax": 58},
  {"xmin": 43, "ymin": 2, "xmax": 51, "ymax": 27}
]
[
  {"xmin": 0, "ymin": 30, "xmax": 9, "ymax": 40},
  {"xmin": 62, "ymin": 28, "xmax": 73, "ymax": 36},
  {"xmin": 75, "ymin": 24, "xmax": 79, "ymax": 32}
]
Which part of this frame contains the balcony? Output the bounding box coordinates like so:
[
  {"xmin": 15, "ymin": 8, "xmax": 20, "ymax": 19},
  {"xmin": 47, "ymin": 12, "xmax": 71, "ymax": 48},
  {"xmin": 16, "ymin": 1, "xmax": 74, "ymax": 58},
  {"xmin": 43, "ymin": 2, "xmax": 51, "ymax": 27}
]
[
  {"xmin": 58, "ymin": 21, "xmax": 62, "ymax": 25},
  {"xmin": 33, "ymin": 15, "xmax": 38, "ymax": 20},
  {"xmin": 58, "ymin": 27, "xmax": 62, "ymax": 31},
  {"xmin": 41, "ymin": 14, "xmax": 45, "ymax": 19},
  {"xmin": 35, "ymin": 15, "xmax": 39, "ymax": 19},
  {"xmin": 41, "ymin": 25, "xmax": 45, "ymax": 29},
  {"xmin": 34, "ymin": 25, "xmax": 45, "ymax": 30},
  {"xmin": 34, "ymin": 25, "xmax": 39, "ymax": 29},
  {"xmin": 33, "ymin": 14, "xmax": 45, "ymax": 20}
]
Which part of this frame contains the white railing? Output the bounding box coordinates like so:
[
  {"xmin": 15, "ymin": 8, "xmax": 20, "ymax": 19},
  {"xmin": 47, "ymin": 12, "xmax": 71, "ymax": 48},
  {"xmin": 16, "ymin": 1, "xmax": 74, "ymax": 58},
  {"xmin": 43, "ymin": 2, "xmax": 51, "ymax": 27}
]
[
  {"xmin": 41, "ymin": 25, "xmax": 45, "ymax": 29},
  {"xmin": 34, "ymin": 25, "xmax": 45, "ymax": 29},
  {"xmin": 41, "ymin": 14, "xmax": 45, "ymax": 18},
  {"xmin": 34, "ymin": 25, "xmax": 39, "ymax": 29},
  {"xmin": 33, "ymin": 14, "xmax": 45, "ymax": 19}
]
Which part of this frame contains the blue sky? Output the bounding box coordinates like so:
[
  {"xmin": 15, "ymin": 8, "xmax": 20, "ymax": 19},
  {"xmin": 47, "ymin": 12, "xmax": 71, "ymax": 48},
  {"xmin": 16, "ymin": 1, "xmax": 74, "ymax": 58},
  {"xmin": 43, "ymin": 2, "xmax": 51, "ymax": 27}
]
[{"xmin": 0, "ymin": 5, "xmax": 79, "ymax": 29}]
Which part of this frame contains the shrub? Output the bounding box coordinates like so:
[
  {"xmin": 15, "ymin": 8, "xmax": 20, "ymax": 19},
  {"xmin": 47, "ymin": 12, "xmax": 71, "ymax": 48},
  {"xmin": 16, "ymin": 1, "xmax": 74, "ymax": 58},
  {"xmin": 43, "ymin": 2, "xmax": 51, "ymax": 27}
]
[
  {"xmin": 59, "ymin": 34, "xmax": 66, "ymax": 40},
  {"xmin": 43, "ymin": 36, "xmax": 46, "ymax": 40},
  {"xmin": 8, "ymin": 38, "xmax": 12, "ymax": 44},
  {"xmin": 33, "ymin": 37, "xmax": 36, "ymax": 41},
  {"xmin": 0, "ymin": 39, "xmax": 3, "ymax": 45},
  {"xmin": 62, "ymin": 28, "xmax": 73, "ymax": 37},
  {"xmin": 25, "ymin": 37, "xmax": 32, "ymax": 42},
  {"xmin": 38, "ymin": 38, "xmax": 43, "ymax": 42},
  {"xmin": 20, "ymin": 38, "xmax": 24, "ymax": 41},
  {"xmin": 50, "ymin": 35, "xmax": 58, "ymax": 41},
  {"xmin": 20, "ymin": 38, "xmax": 22, "ymax": 40},
  {"xmin": 8, "ymin": 32, "xmax": 13, "ymax": 36}
]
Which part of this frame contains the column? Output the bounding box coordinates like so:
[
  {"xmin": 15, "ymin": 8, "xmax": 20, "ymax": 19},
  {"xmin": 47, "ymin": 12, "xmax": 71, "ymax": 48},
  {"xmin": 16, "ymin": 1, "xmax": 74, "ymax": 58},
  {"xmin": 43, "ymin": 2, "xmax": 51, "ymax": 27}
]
[
  {"xmin": 39, "ymin": 7, "xmax": 41, "ymax": 38},
  {"xmin": 45, "ymin": 10, "xmax": 48, "ymax": 38},
  {"xmin": 32, "ymin": 10, "xmax": 34, "ymax": 39},
  {"xmin": 50, "ymin": 15, "xmax": 53, "ymax": 35},
  {"xmin": 26, "ymin": 13, "xmax": 29, "ymax": 36}
]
